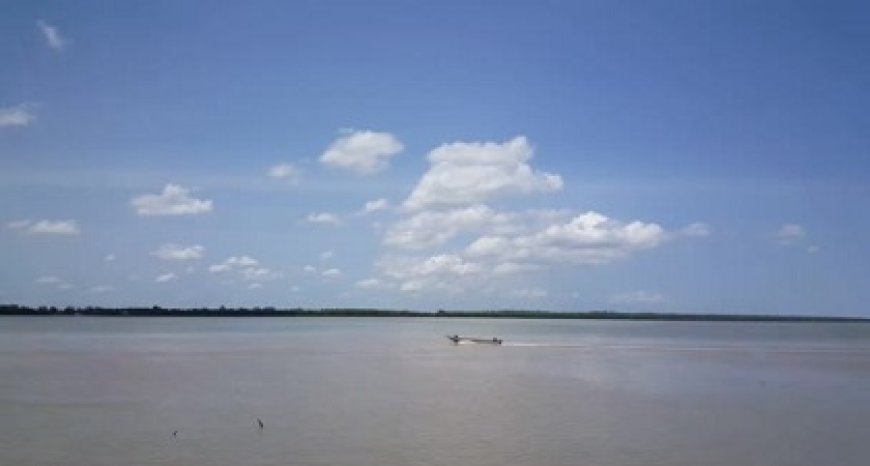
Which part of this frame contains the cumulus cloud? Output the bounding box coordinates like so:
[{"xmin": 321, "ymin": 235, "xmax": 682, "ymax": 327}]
[
  {"xmin": 320, "ymin": 130, "xmax": 403, "ymax": 175},
  {"xmin": 378, "ymin": 254, "xmax": 483, "ymax": 293},
  {"xmin": 319, "ymin": 250, "xmax": 335, "ymax": 261},
  {"xmin": 359, "ymin": 198, "xmax": 390, "ymax": 215},
  {"xmin": 373, "ymin": 210, "xmax": 668, "ymax": 293},
  {"xmin": 772, "ymin": 223, "xmax": 806, "ymax": 245},
  {"xmin": 37, "ymin": 20, "xmax": 65, "ymax": 51},
  {"xmin": 268, "ymin": 163, "xmax": 301, "ymax": 183},
  {"xmin": 131, "ymin": 184, "xmax": 213, "ymax": 216},
  {"xmin": 321, "ymin": 268, "xmax": 343, "ymax": 278},
  {"xmin": 404, "ymin": 136, "xmax": 562, "ymax": 210},
  {"xmin": 305, "ymin": 212, "xmax": 341, "ymax": 226},
  {"xmin": 208, "ymin": 255, "xmax": 280, "ymax": 282},
  {"xmin": 155, "ymin": 272, "xmax": 178, "ymax": 283},
  {"xmin": 384, "ymin": 204, "xmax": 516, "ymax": 249},
  {"xmin": 8, "ymin": 219, "xmax": 80, "ymax": 236},
  {"xmin": 152, "ymin": 244, "xmax": 205, "ymax": 261},
  {"xmin": 0, "ymin": 103, "xmax": 37, "ymax": 127}
]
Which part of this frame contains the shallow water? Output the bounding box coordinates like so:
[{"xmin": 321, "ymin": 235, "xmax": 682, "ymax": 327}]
[{"xmin": 1, "ymin": 317, "xmax": 869, "ymax": 466}]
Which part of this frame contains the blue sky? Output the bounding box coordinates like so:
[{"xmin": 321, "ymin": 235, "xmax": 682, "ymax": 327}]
[{"xmin": 2, "ymin": 1, "xmax": 869, "ymax": 315}]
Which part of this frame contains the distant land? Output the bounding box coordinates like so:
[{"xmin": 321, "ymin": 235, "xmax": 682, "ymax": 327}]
[{"xmin": 1, "ymin": 304, "xmax": 868, "ymax": 322}]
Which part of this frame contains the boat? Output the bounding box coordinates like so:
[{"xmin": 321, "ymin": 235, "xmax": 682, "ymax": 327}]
[{"xmin": 447, "ymin": 334, "xmax": 503, "ymax": 345}]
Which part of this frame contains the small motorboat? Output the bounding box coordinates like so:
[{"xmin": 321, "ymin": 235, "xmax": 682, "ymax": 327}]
[{"xmin": 447, "ymin": 334, "xmax": 503, "ymax": 345}]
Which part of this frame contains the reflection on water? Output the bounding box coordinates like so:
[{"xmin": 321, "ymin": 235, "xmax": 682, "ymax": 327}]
[{"xmin": 1, "ymin": 317, "xmax": 869, "ymax": 466}]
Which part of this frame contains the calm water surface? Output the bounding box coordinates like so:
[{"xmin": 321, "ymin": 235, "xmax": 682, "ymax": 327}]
[{"xmin": 1, "ymin": 317, "xmax": 869, "ymax": 466}]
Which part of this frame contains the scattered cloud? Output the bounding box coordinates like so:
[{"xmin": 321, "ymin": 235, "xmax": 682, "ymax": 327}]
[
  {"xmin": 88, "ymin": 285, "xmax": 114, "ymax": 294},
  {"xmin": 610, "ymin": 290, "xmax": 665, "ymax": 304},
  {"xmin": 359, "ymin": 198, "xmax": 390, "ymax": 214},
  {"xmin": 208, "ymin": 255, "xmax": 280, "ymax": 282},
  {"xmin": 321, "ymin": 268, "xmax": 343, "ymax": 278},
  {"xmin": 155, "ymin": 272, "xmax": 178, "ymax": 283},
  {"xmin": 152, "ymin": 243, "xmax": 205, "ymax": 261},
  {"xmin": 104, "ymin": 254, "xmax": 116, "ymax": 262},
  {"xmin": 131, "ymin": 184, "xmax": 213, "ymax": 216},
  {"xmin": 268, "ymin": 163, "xmax": 301, "ymax": 183},
  {"xmin": 680, "ymin": 222, "xmax": 711, "ymax": 237},
  {"xmin": 303, "ymin": 265, "xmax": 317, "ymax": 274},
  {"xmin": 8, "ymin": 219, "xmax": 80, "ymax": 236},
  {"xmin": 384, "ymin": 204, "xmax": 526, "ymax": 250},
  {"xmin": 404, "ymin": 136, "xmax": 562, "ymax": 210},
  {"xmin": 772, "ymin": 223, "xmax": 806, "ymax": 245},
  {"xmin": 37, "ymin": 20, "xmax": 65, "ymax": 51},
  {"xmin": 355, "ymin": 278, "xmax": 384, "ymax": 289},
  {"xmin": 305, "ymin": 212, "xmax": 341, "ymax": 226},
  {"xmin": 464, "ymin": 211, "xmax": 665, "ymax": 265},
  {"xmin": 320, "ymin": 130, "xmax": 403, "ymax": 175},
  {"xmin": 36, "ymin": 276, "xmax": 73, "ymax": 290},
  {"xmin": 319, "ymin": 250, "xmax": 335, "ymax": 261},
  {"xmin": 0, "ymin": 103, "xmax": 37, "ymax": 127}
]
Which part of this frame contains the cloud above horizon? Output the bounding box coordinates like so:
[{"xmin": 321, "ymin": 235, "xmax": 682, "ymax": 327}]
[
  {"xmin": 37, "ymin": 20, "xmax": 65, "ymax": 51},
  {"xmin": 404, "ymin": 136, "xmax": 562, "ymax": 210},
  {"xmin": 152, "ymin": 244, "xmax": 205, "ymax": 261},
  {"xmin": 0, "ymin": 103, "xmax": 37, "ymax": 128},
  {"xmin": 320, "ymin": 130, "xmax": 403, "ymax": 175},
  {"xmin": 8, "ymin": 219, "xmax": 80, "ymax": 236},
  {"xmin": 131, "ymin": 184, "xmax": 213, "ymax": 216}
]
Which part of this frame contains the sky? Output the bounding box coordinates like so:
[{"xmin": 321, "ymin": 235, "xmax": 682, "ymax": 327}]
[{"xmin": 1, "ymin": 0, "xmax": 869, "ymax": 315}]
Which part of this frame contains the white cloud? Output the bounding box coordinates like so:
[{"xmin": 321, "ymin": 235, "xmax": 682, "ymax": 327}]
[
  {"xmin": 359, "ymin": 198, "xmax": 390, "ymax": 214},
  {"xmin": 37, "ymin": 20, "xmax": 65, "ymax": 51},
  {"xmin": 610, "ymin": 290, "xmax": 665, "ymax": 304},
  {"xmin": 36, "ymin": 276, "xmax": 74, "ymax": 290},
  {"xmin": 320, "ymin": 130, "xmax": 403, "ymax": 175},
  {"xmin": 371, "ymin": 209, "xmax": 669, "ymax": 293},
  {"xmin": 8, "ymin": 219, "xmax": 80, "ymax": 236},
  {"xmin": 248, "ymin": 283, "xmax": 263, "ymax": 289},
  {"xmin": 303, "ymin": 265, "xmax": 317, "ymax": 273},
  {"xmin": 0, "ymin": 103, "xmax": 36, "ymax": 127},
  {"xmin": 131, "ymin": 184, "xmax": 213, "ymax": 216},
  {"xmin": 321, "ymin": 268, "xmax": 343, "ymax": 278},
  {"xmin": 208, "ymin": 255, "xmax": 280, "ymax": 282},
  {"xmin": 404, "ymin": 136, "xmax": 562, "ymax": 210},
  {"xmin": 152, "ymin": 244, "xmax": 205, "ymax": 261},
  {"xmin": 355, "ymin": 278, "xmax": 385, "ymax": 289},
  {"xmin": 104, "ymin": 254, "xmax": 116, "ymax": 262},
  {"xmin": 378, "ymin": 254, "xmax": 483, "ymax": 293},
  {"xmin": 268, "ymin": 163, "xmax": 301, "ymax": 183},
  {"xmin": 772, "ymin": 223, "xmax": 806, "ymax": 245},
  {"xmin": 680, "ymin": 222, "xmax": 711, "ymax": 237},
  {"xmin": 155, "ymin": 273, "xmax": 177, "ymax": 283},
  {"xmin": 305, "ymin": 212, "xmax": 341, "ymax": 226},
  {"xmin": 319, "ymin": 250, "xmax": 335, "ymax": 261},
  {"xmin": 465, "ymin": 211, "xmax": 665, "ymax": 265},
  {"xmin": 384, "ymin": 204, "xmax": 516, "ymax": 250}
]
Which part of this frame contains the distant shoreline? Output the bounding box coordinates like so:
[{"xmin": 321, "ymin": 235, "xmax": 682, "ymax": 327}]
[{"xmin": 1, "ymin": 305, "xmax": 867, "ymax": 322}]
